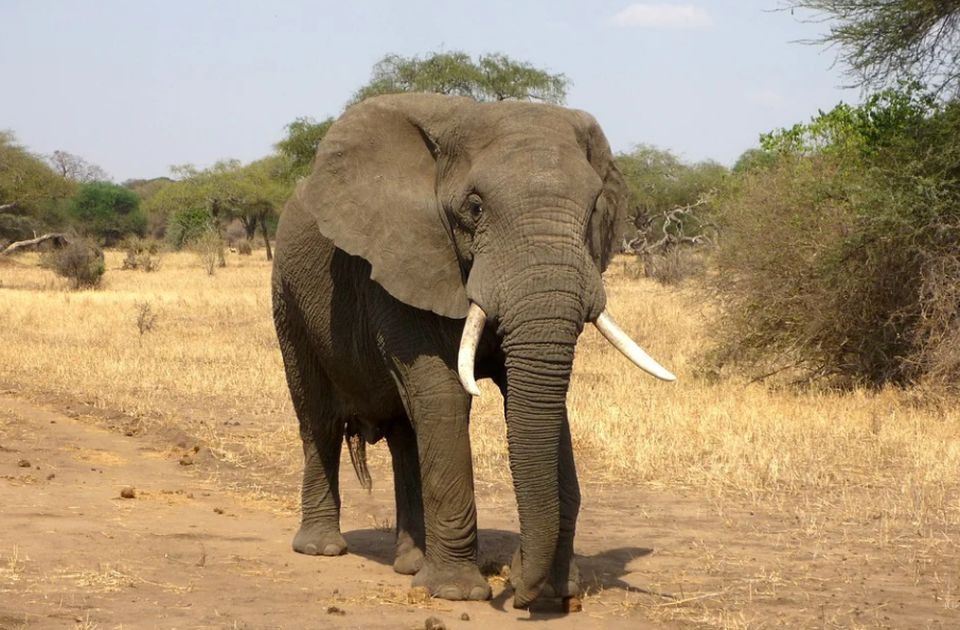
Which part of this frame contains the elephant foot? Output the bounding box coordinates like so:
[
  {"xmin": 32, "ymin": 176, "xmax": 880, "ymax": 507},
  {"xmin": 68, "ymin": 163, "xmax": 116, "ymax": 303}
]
[
  {"xmin": 292, "ymin": 523, "xmax": 347, "ymax": 556},
  {"xmin": 412, "ymin": 559, "xmax": 491, "ymax": 601},
  {"xmin": 393, "ymin": 541, "xmax": 424, "ymax": 575}
]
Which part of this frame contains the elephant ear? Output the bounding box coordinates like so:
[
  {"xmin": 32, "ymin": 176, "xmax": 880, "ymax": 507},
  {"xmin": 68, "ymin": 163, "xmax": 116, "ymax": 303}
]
[
  {"xmin": 297, "ymin": 94, "xmax": 471, "ymax": 319},
  {"xmin": 570, "ymin": 111, "xmax": 629, "ymax": 273}
]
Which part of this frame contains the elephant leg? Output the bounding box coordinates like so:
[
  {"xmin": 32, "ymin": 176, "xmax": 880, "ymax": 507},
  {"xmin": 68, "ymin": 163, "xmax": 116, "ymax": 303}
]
[
  {"xmin": 295, "ymin": 427, "xmax": 347, "ymax": 556},
  {"xmin": 386, "ymin": 417, "xmax": 425, "ymax": 575},
  {"xmin": 274, "ymin": 288, "xmax": 347, "ymax": 557},
  {"xmin": 399, "ymin": 357, "xmax": 490, "ymax": 601}
]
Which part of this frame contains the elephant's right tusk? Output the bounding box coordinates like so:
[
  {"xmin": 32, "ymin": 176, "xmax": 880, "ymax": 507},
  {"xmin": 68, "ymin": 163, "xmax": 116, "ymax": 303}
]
[
  {"xmin": 593, "ymin": 310, "xmax": 676, "ymax": 382},
  {"xmin": 458, "ymin": 303, "xmax": 486, "ymax": 397}
]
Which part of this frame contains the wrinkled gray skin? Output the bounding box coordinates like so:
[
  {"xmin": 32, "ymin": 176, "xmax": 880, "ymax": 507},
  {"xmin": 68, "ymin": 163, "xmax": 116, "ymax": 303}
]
[{"xmin": 272, "ymin": 93, "xmax": 628, "ymax": 608}]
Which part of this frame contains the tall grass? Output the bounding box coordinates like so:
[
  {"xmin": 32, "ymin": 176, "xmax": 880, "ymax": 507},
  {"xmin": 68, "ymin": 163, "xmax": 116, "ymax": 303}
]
[{"xmin": 0, "ymin": 250, "xmax": 958, "ymax": 526}]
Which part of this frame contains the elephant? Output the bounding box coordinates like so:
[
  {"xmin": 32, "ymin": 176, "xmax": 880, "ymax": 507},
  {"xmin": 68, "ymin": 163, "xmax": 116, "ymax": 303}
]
[{"xmin": 271, "ymin": 93, "xmax": 674, "ymax": 608}]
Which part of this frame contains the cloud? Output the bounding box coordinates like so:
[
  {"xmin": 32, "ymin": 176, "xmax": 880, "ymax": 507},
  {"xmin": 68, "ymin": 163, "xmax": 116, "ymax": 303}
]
[{"xmin": 611, "ymin": 4, "xmax": 713, "ymax": 29}]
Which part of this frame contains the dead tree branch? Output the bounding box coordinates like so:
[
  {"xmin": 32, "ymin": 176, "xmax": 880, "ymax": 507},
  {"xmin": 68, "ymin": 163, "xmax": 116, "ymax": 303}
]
[{"xmin": 1, "ymin": 233, "xmax": 73, "ymax": 256}]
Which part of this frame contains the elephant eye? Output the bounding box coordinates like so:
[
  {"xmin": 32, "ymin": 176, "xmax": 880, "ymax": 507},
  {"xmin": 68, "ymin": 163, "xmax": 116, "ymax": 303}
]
[{"xmin": 467, "ymin": 193, "xmax": 483, "ymax": 219}]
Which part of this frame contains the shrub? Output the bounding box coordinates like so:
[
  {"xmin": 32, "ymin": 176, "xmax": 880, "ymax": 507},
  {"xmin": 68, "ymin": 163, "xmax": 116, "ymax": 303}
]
[
  {"xmin": 713, "ymin": 88, "xmax": 960, "ymax": 388},
  {"xmin": 193, "ymin": 227, "xmax": 224, "ymax": 275},
  {"xmin": 68, "ymin": 182, "xmax": 146, "ymax": 245},
  {"xmin": 237, "ymin": 240, "xmax": 252, "ymax": 255},
  {"xmin": 121, "ymin": 237, "xmax": 162, "ymax": 272},
  {"xmin": 42, "ymin": 239, "xmax": 105, "ymax": 289},
  {"xmin": 167, "ymin": 207, "xmax": 212, "ymax": 250}
]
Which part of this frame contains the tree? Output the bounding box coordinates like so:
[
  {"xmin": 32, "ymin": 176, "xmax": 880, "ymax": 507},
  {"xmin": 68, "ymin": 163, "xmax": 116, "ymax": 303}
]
[
  {"xmin": 350, "ymin": 51, "xmax": 569, "ymax": 105},
  {"xmin": 47, "ymin": 150, "xmax": 109, "ymax": 183},
  {"xmin": 714, "ymin": 85, "xmax": 960, "ymax": 387},
  {"xmin": 145, "ymin": 158, "xmax": 291, "ymax": 259},
  {"xmin": 791, "ymin": 0, "xmax": 960, "ymax": 95},
  {"xmin": 615, "ymin": 144, "xmax": 727, "ymax": 225},
  {"xmin": 274, "ymin": 116, "xmax": 335, "ymax": 181},
  {"xmin": 68, "ymin": 182, "xmax": 146, "ymax": 244},
  {"xmin": 0, "ymin": 131, "xmax": 75, "ymax": 242}
]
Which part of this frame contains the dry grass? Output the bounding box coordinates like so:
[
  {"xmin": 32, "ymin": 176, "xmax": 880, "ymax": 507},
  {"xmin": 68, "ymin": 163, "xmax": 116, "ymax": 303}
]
[
  {"xmin": 2, "ymin": 250, "xmax": 959, "ymax": 516},
  {"xmin": 3, "ymin": 248, "xmax": 959, "ymax": 626}
]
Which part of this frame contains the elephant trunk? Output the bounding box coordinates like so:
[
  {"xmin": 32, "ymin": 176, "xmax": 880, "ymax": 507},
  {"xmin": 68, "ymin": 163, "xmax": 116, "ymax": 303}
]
[{"xmin": 498, "ymin": 282, "xmax": 582, "ymax": 608}]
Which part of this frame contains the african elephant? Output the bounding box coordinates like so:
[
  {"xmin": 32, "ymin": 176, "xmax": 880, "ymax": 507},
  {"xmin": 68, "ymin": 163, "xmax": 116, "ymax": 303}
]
[{"xmin": 271, "ymin": 93, "xmax": 674, "ymax": 608}]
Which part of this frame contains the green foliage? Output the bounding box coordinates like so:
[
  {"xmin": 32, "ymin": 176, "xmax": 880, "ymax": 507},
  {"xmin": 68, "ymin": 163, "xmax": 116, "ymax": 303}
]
[
  {"xmin": 68, "ymin": 181, "xmax": 146, "ymax": 244},
  {"xmin": 274, "ymin": 117, "xmax": 334, "ymax": 181},
  {"xmin": 0, "ymin": 131, "xmax": 75, "ymax": 241},
  {"xmin": 166, "ymin": 206, "xmax": 213, "ymax": 250},
  {"xmin": 732, "ymin": 148, "xmax": 777, "ymax": 174},
  {"xmin": 351, "ymin": 51, "xmax": 568, "ymax": 105},
  {"xmin": 789, "ymin": 0, "xmax": 960, "ymax": 96},
  {"xmin": 147, "ymin": 157, "xmax": 290, "ymax": 255},
  {"xmin": 616, "ymin": 145, "xmax": 727, "ymax": 216},
  {"xmin": 759, "ymin": 85, "xmax": 936, "ymax": 157},
  {"xmin": 714, "ymin": 87, "xmax": 960, "ymax": 387},
  {"xmin": 616, "ymin": 145, "xmax": 726, "ymax": 282},
  {"xmin": 42, "ymin": 239, "xmax": 105, "ymax": 289}
]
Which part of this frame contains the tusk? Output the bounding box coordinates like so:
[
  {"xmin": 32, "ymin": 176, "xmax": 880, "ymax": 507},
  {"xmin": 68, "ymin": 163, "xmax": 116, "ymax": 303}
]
[
  {"xmin": 593, "ymin": 311, "xmax": 676, "ymax": 382},
  {"xmin": 458, "ymin": 303, "xmax": 486, "ymax": 396}
]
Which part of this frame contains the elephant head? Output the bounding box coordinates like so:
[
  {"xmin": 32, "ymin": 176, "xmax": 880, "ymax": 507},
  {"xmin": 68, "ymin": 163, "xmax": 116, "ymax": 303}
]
[{"xmin": 296, "ymin": 93, "xmax": 673, "ymax": 606}]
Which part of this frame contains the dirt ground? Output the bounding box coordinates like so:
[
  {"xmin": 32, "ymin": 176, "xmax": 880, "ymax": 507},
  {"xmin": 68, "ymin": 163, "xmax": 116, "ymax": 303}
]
[{"xmin": 0, "ymin": 392, "xmax": 957, "ymax": 629}]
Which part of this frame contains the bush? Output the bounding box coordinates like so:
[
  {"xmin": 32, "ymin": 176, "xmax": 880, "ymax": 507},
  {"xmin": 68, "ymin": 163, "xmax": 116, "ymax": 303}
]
[
  {"xmin": 68, "ymin": 182, "xmax": 146, "ymax": 245},
  {"xmin": 167, "ymin": 207, "xmax": 213, "ymax": 250},
  {"xmin": 121, "ymin": 237, "xmax": 161, "ymax": 272},
  {"xmin": 237, "ymin": 240, "xmax": 252, "ymax": 255},
  {"xmin": 193, "ymin": 228, "xmax": 224, "ymax": 275},
  {"xmin": 42, "ymin": 239, "xmax": 105, "ymax": 289},
  {"xmin": 713, "ymin": 88, "xmax": 960, "ymax": 388}
]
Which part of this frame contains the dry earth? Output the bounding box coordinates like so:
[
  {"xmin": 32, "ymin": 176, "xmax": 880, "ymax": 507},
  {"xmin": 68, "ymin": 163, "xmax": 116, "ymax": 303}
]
[{"xmin": 1, "ymin": 392, "xmax": 957, "ymax": 629}]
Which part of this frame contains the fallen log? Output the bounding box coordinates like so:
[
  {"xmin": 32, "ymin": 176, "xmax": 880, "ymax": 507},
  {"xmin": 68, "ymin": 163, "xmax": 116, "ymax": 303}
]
[{"xmin": 0, "ymin": 233, "xmax": 72, "ymax": 256}]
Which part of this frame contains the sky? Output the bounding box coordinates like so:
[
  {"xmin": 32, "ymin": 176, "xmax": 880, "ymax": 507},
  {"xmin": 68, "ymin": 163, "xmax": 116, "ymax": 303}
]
[{"xmin": 1, "ymin": 1, "xmax": 858, "ymax": 182}]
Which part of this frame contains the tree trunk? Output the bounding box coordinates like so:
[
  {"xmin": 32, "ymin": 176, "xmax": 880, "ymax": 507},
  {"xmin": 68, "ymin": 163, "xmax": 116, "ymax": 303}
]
[{"xmin": 259, "ymin": 214, "xmax": 273, "ymax": 261}]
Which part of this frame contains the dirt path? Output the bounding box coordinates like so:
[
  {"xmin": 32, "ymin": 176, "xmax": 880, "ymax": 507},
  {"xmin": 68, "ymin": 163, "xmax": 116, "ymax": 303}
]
[{"xmin": 1, "ymin": 394, "xmax": 957, "ymax": 629}]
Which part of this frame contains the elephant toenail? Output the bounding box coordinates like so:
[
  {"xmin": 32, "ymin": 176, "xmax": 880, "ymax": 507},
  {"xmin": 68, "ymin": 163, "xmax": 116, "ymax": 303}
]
[
  {"xmin": 438, "ymin": 586, "xmax": 463, "ymax": 600},
  {"xmin": 323, "ymin": 544, "xmax": 343, "ymax": 556},
  {"xmin": 303, "ymin": 543, "xmax": 318, "ymax": 555},
  {"xmin": 469, "ymin": 585, "xmax": 491, "ymax": 600}
]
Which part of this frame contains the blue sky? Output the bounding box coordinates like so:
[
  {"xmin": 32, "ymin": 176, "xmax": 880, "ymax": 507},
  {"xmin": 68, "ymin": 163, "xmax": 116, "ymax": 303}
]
[{"xmin": 1, "ymin": 1, "xmax": 855, "ymax": 182}]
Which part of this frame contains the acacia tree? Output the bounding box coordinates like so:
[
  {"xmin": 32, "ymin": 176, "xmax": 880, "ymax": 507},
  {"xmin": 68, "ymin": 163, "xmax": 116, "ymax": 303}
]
[
  {"xmin": 791, "ymin": 0, "xmax": 960, "ymax": 95},
  {"xmin": 350, "ymin": 51, "xmax": 569, "ymax": 104},
  {"xmin": 274, "ymin": 117, "xmax": 335, "ymax": 181},
  {"xmin": 0, "ymin": 131, "xmax": 75, "ymax": 241},
  {"xmin": 147, "ymin": 158, "xmax": 290, "ymax": 259}
]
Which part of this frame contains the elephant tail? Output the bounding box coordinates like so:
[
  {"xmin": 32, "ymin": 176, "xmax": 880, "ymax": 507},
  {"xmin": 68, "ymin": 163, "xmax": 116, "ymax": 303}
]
[{"xmin": 345, "ymin": 420, "xmax": 372, "ymax": 492}]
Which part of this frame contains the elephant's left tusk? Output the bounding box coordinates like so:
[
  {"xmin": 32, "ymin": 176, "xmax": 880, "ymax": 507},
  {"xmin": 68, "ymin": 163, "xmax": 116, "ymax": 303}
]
[
  {"xmin": 458, "ymin": 303, "xmax": 486, "ymax": 397},
  {"xmin": 593, "ymin": 310, "xmax": 676, "ymax": 382}
]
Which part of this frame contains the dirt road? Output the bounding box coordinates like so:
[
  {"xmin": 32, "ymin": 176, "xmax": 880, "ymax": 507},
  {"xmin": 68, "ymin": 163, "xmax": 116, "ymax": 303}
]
[{"xmin": 1, "ymin": 394, "xmax": 956, "ymax": 628}]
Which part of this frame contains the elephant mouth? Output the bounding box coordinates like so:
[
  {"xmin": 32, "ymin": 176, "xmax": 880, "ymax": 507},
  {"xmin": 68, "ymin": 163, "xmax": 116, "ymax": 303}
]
[{"xmin": 456, "ymin": 301, "xmax": 676, "ymax": 396}]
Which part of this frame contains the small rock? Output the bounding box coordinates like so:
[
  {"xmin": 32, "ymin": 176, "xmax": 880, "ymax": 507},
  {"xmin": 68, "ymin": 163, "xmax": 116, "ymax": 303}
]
[
  {"xmin": 460, "ymin": 612, "xmax": 470, "ymax": 621},
  {"xmin": 425, "ymin": 616, "xmax": 446, "ymax": 630},
  {"xmin": 213, "ymin": 507, "xmax": 224, "ymax": 514},
  {"xmin": 326, "ymin": 606, "xmax": 346, "ymax": 616},
  {"xmin": 46, "ymin": 473, "xmax": 55, "ymax": 481},
  {"xmin": 120, "ymin": 487, "xmax": 136, "ymax": 499},
  {"xmin": 17, "ymin": 459, "xmax": 30, "ymax": 468},
  {"xmin": 179, "ymin": 455, "xmax": 194, "ymax": 466},
  {"xmin": 407, "ymin": 586, "xmax": 431, "ymax": 604}
]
